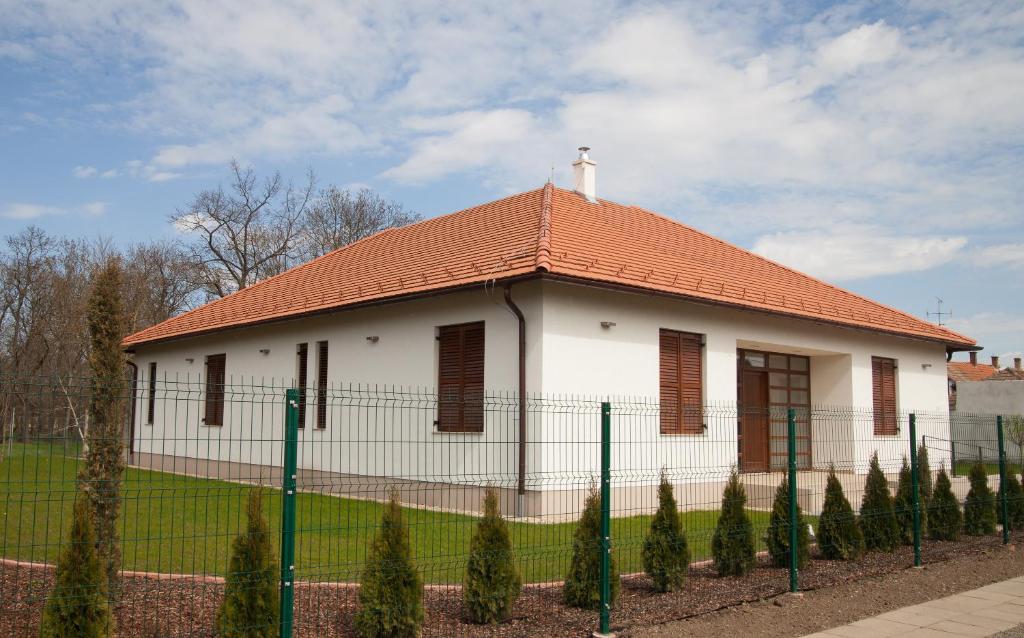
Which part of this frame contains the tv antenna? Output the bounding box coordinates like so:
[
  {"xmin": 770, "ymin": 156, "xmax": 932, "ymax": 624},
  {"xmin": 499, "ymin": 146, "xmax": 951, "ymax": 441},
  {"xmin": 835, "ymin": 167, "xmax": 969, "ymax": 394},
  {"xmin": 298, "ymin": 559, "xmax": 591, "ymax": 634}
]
[{"xmin": 927, "ymin": 297, "xmax": 952, "ymax": 326}]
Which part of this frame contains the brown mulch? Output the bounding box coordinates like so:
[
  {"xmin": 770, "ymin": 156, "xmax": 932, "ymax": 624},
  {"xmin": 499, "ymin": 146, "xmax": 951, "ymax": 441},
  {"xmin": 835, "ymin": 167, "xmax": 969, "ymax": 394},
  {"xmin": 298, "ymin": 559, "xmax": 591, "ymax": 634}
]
[{"xmin": 2, "ymin": 533, "xmax": 1021, "ymax": 637}]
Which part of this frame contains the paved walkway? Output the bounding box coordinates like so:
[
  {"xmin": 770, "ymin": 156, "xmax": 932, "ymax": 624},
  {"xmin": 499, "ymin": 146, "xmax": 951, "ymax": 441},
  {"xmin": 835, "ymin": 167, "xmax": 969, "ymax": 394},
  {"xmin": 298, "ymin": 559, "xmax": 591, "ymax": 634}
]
[{"xmin": 802, "ymin": 577, "xmax": 1024, "ymax": 637}]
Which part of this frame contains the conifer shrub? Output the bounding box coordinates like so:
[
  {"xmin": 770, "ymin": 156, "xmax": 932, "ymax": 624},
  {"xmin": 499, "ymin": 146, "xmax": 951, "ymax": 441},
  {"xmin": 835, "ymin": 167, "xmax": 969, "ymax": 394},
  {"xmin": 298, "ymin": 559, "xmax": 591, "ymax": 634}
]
[
  {"xmin": 354, "ymin": 490, "xmax": 423, "ymax": 638},
  {"xmin": 817, "ymin": 466, "xmax": 864, "ymax": 561},
  {"xmin": 642, "ymin": 474, "xmax": 690, "ymax": 592},
  {"xmin": 40, "ymin": 497, "xmax": 114, "ymax": 638},
  {"xmin": 711, "ymin": 470, "xmax": 756, "ymax": 577},
  {"xmin": 765, "ymin": 476, "xmax": 810, "ymax": 569},
  {"xmin": 893, "ymin": 457, "xmax": 915, "ymax": 545},
  {"xmin": 917, "ymin": 444, "xmax": 933, "ymax": 504},
  {"xmin": 564, "ymin": 486, "xmax": 620, "ymax": 609},
  {"xmin": 860, "ymin": 452, "xmax": 900, "ymax": 552},
  {"xmin": 963, "ymin": 462, "xmax": 997, "ymax": 536},
  {"xmin": 928, "ymin": 466, "xmax": 962, "ymax": 541},
  {"xmin": 1006, "ymin": 472, "xmax": 1024, "ymax": 531},
  {"xmin": 463, "ymin": 488, "xmax": 521, "ymax": 624},
  {"xmin": 217, "ymin": 490, "xmax": 279, "ymax": 638}
]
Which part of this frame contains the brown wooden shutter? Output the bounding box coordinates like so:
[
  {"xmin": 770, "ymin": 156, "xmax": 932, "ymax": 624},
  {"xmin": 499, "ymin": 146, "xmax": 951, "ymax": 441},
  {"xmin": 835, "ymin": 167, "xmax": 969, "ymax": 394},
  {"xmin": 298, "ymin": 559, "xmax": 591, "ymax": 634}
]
[
  {"xmin": 437, "ymin": 322, "xmax": 485, "ymax": 432},
  {"xmin": 872, "ymin": 357, "xmax": 898, "ymax": 435},
  {"xmin": 147, "ymin": 362, "xmax": 157, "ymax": 425},
  {"xmin": 659, "ymin": 329, "xmax": 703, "ymax": 434},
  {"xmin": 296, "ymin": 343, "xmax": 308, "ymax": 429},
  {"xmin": 204, "ymin": 354, "xmax": 226, "ymax": 426},
  {"xmin": 316, "ymin": 341, "xmax": 328, "ymax": 429}
]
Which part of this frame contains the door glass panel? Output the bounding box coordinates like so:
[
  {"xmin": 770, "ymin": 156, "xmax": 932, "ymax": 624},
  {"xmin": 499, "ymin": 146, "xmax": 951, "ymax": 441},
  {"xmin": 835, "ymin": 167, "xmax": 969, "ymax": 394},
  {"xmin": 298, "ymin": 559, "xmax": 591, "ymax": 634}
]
[
  {"xmin": 769, "ymin": 372, "xmax": 788, "ymax": 386},
  {"xmin": 790, "ymin": 390, "xmax": 809, "ymax": 404},
  {"xmin": 790, "ymin": 374, "xmax": 809, "ymax": 389},
  {"xmin": 790, "ymin": 356, "xmax": 809, "ymax": 371},
  {"xmin": 769, "ymin": 354, "xmax": 788, "ymax": 369},
  {"xmin": 744, "ymin": 352, "xmax": 765, "ymax": 367},
  {"xmin": 770, "ymin": 388, "xmax": 788, "ymax": 403}
]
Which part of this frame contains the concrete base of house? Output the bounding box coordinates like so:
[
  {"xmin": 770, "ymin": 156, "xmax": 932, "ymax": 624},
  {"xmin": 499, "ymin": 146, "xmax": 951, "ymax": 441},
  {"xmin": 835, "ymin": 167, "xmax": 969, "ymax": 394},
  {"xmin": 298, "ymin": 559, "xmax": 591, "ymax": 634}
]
[{"xmin": 130, "ymin": 451, "xmax": 978, "ymax": 520}]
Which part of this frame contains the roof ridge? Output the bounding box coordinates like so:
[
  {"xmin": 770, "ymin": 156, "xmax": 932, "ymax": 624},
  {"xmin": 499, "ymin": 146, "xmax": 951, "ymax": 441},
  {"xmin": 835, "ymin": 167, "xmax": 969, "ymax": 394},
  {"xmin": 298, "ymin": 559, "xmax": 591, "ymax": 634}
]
[{"xmin": 535, "ymin": 183, "xmax": 553, "ymax": 272}]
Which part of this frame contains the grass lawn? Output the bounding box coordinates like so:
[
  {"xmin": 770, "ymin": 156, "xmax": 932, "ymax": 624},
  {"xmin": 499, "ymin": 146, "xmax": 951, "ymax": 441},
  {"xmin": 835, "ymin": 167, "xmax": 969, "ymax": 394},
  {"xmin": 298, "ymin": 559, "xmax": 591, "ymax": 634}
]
[
  {"xmin": 2, "ymin": 443, "xmax": 788, "ymax": 584},
  {"xmin": 952, "ymin": 460, "xmax": 1023, "ymax": 477}
]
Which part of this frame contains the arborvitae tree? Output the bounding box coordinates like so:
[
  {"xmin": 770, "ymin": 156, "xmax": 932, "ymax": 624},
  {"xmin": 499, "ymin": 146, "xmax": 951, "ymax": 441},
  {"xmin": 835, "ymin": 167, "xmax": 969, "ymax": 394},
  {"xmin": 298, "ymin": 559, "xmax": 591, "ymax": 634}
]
[
  {"xmin": 928, "ymin": 466, "xmax": 962, "ymax": 541},
  {"xmin": 354, "ymin": 491, "xmax": 423, "ymax": 638},
  {"xmin": 918, "ymin": 444, "xmax": 933, "ymax": 504},
  {"xmin": 40, "ymin": 498, "xmax": 114, "ymax": 638},
  {"xmin": 963, "ymin": 462, "xmax": 997, "ymax": 536},
  {"xmin": 860, "ymin": 452, "xmax": 900, "ymax": 552},
  {"xmin": 642, "ymin": 474, "xmax": 690, "ymax": 592},
  {"xmin": 711, "ymin": 470, "xmax": 756, "ymax": 577},
  {"xmin": 217, "ymin": 490, "xmax": 280, "ymax": 638},
  {"xmin": 817, "ymin": 466, "xmax": 864, "ymax": 561},
  {"xmin": 78, "ymin": 258, "xmax": 127, "ymax": 595},
  {"xmin": 1007, "ymin": 472, "xmax": 1024, "ymax": 531},
  {"xmin": 765, "ymin": 476, "xmax": 810, "ymax": 569},
  {"xmin": 463, "ymin": 488, "xmax": 521, "ymax": 624},
  {"xmin": 893, "ymin": 457, "xmax": 915, "ymax": 545},
  {"xmin": 564, "ymin": 486, "xmax": 620, "ymax": 609}
]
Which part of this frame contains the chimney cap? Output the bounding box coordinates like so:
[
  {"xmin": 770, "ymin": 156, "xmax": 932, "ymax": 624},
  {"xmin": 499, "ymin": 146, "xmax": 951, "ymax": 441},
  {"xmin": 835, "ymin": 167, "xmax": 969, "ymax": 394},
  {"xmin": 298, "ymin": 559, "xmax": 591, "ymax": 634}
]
[
  {"xmin": 577, "ymin": 146, "xmax": 591, "ymax": 160},
  {"xmin": 992, "ymin": 355, "xmax": 1000, "ymax": 368}
]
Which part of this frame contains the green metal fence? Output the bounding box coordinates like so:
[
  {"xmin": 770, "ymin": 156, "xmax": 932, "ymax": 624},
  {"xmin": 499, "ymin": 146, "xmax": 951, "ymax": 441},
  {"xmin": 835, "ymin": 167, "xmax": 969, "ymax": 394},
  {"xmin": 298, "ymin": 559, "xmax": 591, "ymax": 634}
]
[{"xmin": 0, "ymin": 376, "xmax": 1021, "ymax": 637}]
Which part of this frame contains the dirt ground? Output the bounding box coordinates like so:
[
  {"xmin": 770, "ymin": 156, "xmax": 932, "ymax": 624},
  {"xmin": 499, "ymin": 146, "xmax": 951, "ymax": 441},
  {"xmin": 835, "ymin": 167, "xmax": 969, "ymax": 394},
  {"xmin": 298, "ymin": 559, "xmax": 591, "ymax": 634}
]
[{"xmin": 3, "ymin": 534, "xmax": 1022, "ymax": 637}]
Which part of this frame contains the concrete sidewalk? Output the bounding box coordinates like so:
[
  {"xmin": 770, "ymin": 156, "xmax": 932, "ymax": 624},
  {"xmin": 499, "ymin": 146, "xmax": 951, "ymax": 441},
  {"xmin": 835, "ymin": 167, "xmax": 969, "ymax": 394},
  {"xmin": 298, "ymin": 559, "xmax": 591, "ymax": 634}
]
[{"xmin": 802, "ymin": 577, "xmax": 1024, "ymax": 637}]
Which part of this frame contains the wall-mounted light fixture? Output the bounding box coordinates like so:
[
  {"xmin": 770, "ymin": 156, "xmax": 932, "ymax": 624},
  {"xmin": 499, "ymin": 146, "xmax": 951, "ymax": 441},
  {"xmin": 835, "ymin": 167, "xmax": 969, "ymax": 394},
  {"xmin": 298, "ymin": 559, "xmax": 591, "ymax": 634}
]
[
  {"xmin": 259, "ymin": 348, "xmax": 270, "ymax": 356},
  {"xmin": 921, "ymin": 363, "xmax": 932, "ymax": 370},
  {"xmin": 600, "ymin": 321, "xmax": 616, "ymax": 329},
  {"xmin": 185, "ymin": 358, "xmax": 194, "ymax": 364},
  {"xmin": 366, "ymin": 335, "xmax": 380, "ymax": 343}
]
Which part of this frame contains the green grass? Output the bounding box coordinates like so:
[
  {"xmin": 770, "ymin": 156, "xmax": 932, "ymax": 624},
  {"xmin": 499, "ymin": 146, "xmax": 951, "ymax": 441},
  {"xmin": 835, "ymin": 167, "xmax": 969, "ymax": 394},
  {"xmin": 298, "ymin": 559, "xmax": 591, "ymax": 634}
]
[
  {"xmin": 952, "ymin": 460, "xmax": 1023, "ymax": 477},
  {"xmin": 2, "ymin": 443, "xmax": 788, "ymax": 584}
]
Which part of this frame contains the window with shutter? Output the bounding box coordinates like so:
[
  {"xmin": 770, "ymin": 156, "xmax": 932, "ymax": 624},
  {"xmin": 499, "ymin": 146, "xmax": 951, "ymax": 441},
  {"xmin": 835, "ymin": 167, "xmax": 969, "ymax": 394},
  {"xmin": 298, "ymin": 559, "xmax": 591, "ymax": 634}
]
[
  {"xmin": 659, "ymin": 329, "xmax": 704, "ymax": 434},
  {"xmin": 437, "ymin": 322, "xmax": 485, "ymax": 433},
  {"xmin": 204, "ymin": 354, "xmax": 226, "ymax": 426},
  {"xmin": 296, "ymin": 343, "xmax": 308, "ymax": 429},
  {"xmin": 146, "ymin": 362, "xmax": 157, "ymax": 425},
  {"xmin": 316, "ymin": 341, "xmax": 328, "ymax": 429},
  {"xmin": 872, "ymin": 356, "xmax": 898, "ymax": 435}
]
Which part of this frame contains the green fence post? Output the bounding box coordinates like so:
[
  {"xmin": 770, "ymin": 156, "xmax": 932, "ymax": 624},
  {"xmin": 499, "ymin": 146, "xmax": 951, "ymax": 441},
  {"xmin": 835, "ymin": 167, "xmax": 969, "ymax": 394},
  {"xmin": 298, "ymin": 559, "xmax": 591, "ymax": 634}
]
[
  {"xmin": 787, "ymin": 408, "xmax": 798, "ymax": 593},
  {"xmin": 909, "ymin": 413, "xmax": 922, "ymax": 567},
  {"xmin": 597, "ymin": 401, "xmax": 612, "ymax": 637},
  {"xmin": 280, "ymin": 389, "xmax": 299, "ymax": 638},
  {"xmin": 997, "ymin": 415, "xmax": 1009, "ymax": 545}
]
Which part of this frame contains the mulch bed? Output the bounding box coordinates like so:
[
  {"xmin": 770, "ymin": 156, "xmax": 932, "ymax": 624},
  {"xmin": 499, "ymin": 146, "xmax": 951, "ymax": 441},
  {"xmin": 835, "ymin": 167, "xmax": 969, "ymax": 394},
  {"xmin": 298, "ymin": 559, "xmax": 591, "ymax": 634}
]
[{"xmin": 1, "ymin": 533, "xmax": 1016, "ymax": 637}]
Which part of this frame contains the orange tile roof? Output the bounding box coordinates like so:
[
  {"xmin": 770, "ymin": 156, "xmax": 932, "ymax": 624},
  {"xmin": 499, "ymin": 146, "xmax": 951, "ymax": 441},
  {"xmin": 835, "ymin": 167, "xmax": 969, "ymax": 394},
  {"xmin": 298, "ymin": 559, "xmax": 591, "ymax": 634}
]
[
  {"xmin": 123, "ymin": 184, "xmax": 975, "ymax": 348},
  {"xmin": 947, "ymin": 362, "xmax": 998, "ymax": 382}
]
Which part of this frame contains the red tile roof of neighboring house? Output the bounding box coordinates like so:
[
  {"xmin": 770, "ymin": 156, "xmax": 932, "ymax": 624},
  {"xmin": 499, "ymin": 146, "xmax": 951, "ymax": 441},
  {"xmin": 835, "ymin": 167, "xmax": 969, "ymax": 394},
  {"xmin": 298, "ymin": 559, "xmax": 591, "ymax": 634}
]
[
  {"xmin": 947, "ymin": 362, "xmax": 998, "ymax": 382},
  {"xmin": 990, "ymin": 368, "xmax": 1024, "ymax": 381},
  {"xmin": 123, "ymin": 184, "xmax": 976, "ymax": 348}
]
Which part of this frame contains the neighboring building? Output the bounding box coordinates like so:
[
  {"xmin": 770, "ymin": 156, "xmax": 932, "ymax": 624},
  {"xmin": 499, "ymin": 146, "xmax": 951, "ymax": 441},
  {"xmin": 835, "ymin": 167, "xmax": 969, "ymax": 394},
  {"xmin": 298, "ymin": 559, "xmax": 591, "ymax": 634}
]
[
  {"xmin": 123, "ymin": 150, "xmax": 976, "ymax": 516},
  {"xmin": 956, "ymin": 356, "xmax": 1024, "ymax": 415},
  {"xmin": 947, "ymin": 352, "xmax": 999, "ymax": 410}
]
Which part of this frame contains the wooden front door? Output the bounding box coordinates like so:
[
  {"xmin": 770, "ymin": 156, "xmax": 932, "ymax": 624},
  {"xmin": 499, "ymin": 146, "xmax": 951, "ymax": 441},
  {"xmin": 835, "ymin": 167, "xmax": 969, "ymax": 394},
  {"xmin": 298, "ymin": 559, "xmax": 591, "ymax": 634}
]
[{"xmin": 739, "ymin": 369, "xmax": 769, "ymax": 472}]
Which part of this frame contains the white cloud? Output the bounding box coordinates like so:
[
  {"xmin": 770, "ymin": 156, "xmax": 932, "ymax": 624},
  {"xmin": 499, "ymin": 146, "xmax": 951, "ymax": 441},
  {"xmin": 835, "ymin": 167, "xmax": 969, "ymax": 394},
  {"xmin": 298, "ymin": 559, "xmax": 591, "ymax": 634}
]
[
  {"xmin": 81, "ymin": 201, "xmax": 106, "ymax": 216},
  {"xmin": 968, "ymin": 243, "xmax": 1024, "ymax": 269},
  {"xmin": 752, "ymin": 229, "xmax": 967, "ymax": 281},
  {"xmin": 71, "ymin": 165, "xmax": 97, "ymax": 178},
  {"xmin": 0, "ymin": 40, "xmax": 33, "ymax": 61},
  {"xmin": 100, "ymin": 168, "xmax": 119, "ymax": 178},
  {"xmin": 815, "ymin": 21, "xmax": 903, "ymax": 75},
  {"xmin": 1, "ymin": 201, "xmax": 107, "ymax": 219},
  {"xmin": 947, "ymin": 313, "xmax": 1024, "ymax": 358}
]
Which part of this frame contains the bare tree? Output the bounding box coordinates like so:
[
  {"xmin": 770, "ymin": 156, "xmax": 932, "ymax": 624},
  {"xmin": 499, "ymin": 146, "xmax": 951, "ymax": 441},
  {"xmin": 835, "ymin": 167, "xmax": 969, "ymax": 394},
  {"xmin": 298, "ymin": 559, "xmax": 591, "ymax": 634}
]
[
  {"xmin": 301, "ymin": 187, "xmax": 420, "ymax": 260},
  {"xmin": 171, "ymin": 161, "xmax": 315, "ymax": 298},
  {"xmin": 120, "ymin": 240, "xmax": 199, "ymax": 334}
]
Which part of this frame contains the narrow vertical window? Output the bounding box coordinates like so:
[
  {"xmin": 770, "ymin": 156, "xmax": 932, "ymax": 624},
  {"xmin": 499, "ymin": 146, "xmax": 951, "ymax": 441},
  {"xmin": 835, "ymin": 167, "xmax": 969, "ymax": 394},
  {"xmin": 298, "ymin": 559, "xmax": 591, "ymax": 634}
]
[
  {"xmin": 437, "ymin": 322, "xmax": 485, "ymax": 433},
  {"xmin": 146, "ymin": 362, "xmax": 157, "ymax": 425},
  {"xmin": 204, "ymin": 354, "xmax": 226, "ymax": 426},
  {"xmin": 872, "ymin": 356, "xmax": 898, "ymax": 435},
  {"xmin": 659, "ymin": 329, "xmax": 704, "ymax": 434},
  {"xmin": 296, "ymin": 343, "xmax": 308, "ymax": 429},
  {"xmin": 316, "ymin": 341, "xmax": 328, "ymax": 429}
]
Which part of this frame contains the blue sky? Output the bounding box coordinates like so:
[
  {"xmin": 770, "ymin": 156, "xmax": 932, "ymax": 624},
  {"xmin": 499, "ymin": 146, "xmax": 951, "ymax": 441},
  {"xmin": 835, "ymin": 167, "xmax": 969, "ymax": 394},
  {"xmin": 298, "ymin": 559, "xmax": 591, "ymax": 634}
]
[{"xmin": 1, "ymin": 1, "xmax": 1022, "ymax": 360}]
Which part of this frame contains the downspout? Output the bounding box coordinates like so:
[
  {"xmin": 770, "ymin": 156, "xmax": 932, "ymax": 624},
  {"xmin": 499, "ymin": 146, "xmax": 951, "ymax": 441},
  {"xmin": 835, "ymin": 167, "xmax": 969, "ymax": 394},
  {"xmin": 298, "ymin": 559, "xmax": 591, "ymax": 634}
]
[
  {"xmin": 504, "ymin": 284, "xmax": 527, "ymax": 517},
  {"xmin": 125, "ymin": 359, "xmax": 138, "ymax": 465}
]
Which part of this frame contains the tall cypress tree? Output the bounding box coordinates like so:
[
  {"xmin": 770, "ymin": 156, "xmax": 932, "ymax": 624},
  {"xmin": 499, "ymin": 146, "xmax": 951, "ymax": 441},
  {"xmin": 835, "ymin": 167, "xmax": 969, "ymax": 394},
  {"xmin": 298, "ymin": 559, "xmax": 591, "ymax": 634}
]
[
  {"xmin": 217, "ymin": 490, "xmax": 279, "ymax": 637},
  {"xmin": 765, "ymin": 476, "xmax": 809, "ymax": 569},
  {"xmin": 817, "ymin": 466, "xmax": 864, "ymax": 560},
  {"xmin": 963, "ymin": 462, "xmax": 997, "ymax": 536},
  {"xmin": 463, "ymin": 488, "xmax": 521, "ymax": 624},
  {"xmin": 917, "ymin": 444, "xmax": 933, "ymax": 504},
  {"xmin": 860, "ymin": 452, "xmax": 900, "ymax": 552},
  {"xmin": 78, "ymin": 258, "xmax": 127, "ymax": 596},
  {"xmin": 564, "ymin": 487, "xmax": 620, "ymax": 609},
  {"xmin": 711, "ymin": 470, "xmax": 756, "ymax": 577},
  {"xmin": 642, "ymin": 474, "xmax": 690, "ymax": 592},
  {"xmin": 1007, "ymin": 472, "xmax": 1024, "ymax": 531},
  {"xmin": 893, "ymin": 457, "xmax": 915, "ymax": 545},
  {"xmin": 354, "ymin": 491, "xmax": 423, "ymax": 638},
  {"xmin": 928, "ymin": 466, "xmax": 962, "ymax": 541},
  {"xmin": 40, "ymin": 498, "xmax": 114, "ymax": 638}
]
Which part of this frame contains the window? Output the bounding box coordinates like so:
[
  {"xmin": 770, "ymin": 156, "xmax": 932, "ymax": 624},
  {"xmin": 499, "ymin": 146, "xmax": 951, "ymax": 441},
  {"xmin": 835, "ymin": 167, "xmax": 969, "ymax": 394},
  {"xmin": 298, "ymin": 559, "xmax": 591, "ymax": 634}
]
[
  {"xmin": 316, "ymin": 341, "xmax": 328, "ymax": 430},
  {"xmin": 204, "ymin": 354, "xmax": 226, "ymax": 426},
  {"xmin": 872, "ymin": 356, "xmax": 898, "ymax": 435},
  {"xmin": 296, "ymin": 343, "xmax": 308, "ymax": 429},
  {"xmin": 659, "ymin": 329, "xmax": 704, "ymax": 434},
  {"xmin": 437, "ymin": 322, "xmax": 485, "ymax": 433},
  {"xmin": 146, "ymin": 362, "xmax": 157, "ymax": 425}
]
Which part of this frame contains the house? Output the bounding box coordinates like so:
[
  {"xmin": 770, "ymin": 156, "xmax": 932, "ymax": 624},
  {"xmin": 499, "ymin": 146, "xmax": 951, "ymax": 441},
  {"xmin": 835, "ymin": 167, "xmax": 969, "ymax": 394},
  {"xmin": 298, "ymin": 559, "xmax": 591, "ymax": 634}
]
[
  {"xmin": 955, "ymin": 356, "xmax": 1024, "ymax": 415},
  {"xmin": 949, "ymin": 356, "xmax": 1024, "ymax": 469},
  {"xmin": 123, "ymin": 149, "xmax": 976, "ymax": 517},
  {"xmin": 947, "ymin": 352, "xmax": 1000, "ymax": 410}
]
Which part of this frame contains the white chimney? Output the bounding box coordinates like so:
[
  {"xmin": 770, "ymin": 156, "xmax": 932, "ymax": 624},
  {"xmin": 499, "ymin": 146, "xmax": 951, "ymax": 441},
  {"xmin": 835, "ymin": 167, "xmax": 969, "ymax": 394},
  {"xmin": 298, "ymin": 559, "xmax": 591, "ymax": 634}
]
[{"xmin": 572, "ymin": 147, "xmax": 597, "ymax": 203}]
